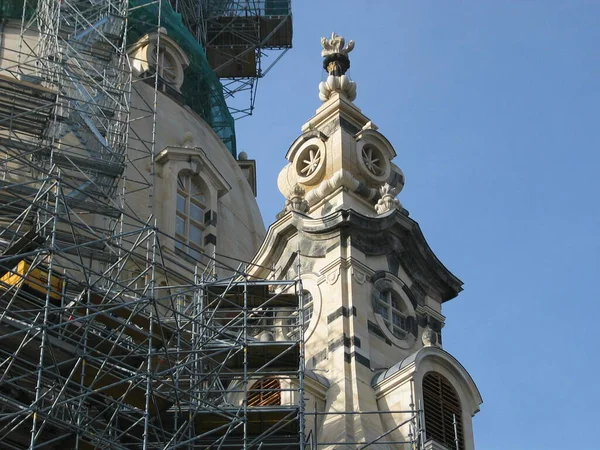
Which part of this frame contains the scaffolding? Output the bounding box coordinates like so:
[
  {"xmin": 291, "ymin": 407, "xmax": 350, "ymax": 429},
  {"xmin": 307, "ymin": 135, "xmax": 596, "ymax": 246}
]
[
  {"xmin": 170, "ymin": 0, "xmax": 293, "ymax": 119},
  {"xmin": 0, "ymin": 0, "xmax": 304, "ymax": 449},
  {"xmin": 0, "ymin": 1, "xmax": 433, "ymax": 449}
]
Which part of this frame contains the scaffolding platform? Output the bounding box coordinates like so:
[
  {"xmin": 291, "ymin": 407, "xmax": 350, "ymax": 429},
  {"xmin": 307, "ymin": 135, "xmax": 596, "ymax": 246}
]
[
  {"xmin": 193, "ymin": 408, "xmax": 301, "ymax": 449},
  {"xmin": 203, "ymin": 282, "xmax": 299, "ymax": 307},
  {"xmin": 202, "ymin": 340, "xmax": 300, "ymax": 371},
  {"xmin": 69, "ymin": 289, "xmax": 177, "ymax": 347},
  {"xmin": 0, "ymin": 73, "xmax": 57, "ymax": 136},
  {"xmin": 206, "ymin": 15, "xmax": 292, "ymax": 49}
]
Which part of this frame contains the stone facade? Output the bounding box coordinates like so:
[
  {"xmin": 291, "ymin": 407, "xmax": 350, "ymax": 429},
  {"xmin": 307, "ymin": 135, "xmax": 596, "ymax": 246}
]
[{"xmin": 249, "ymin": 34, "xmax": 483, "ymax": 449}]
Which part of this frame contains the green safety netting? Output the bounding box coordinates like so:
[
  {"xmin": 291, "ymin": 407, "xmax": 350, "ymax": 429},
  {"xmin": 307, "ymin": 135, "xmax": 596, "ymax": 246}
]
[
  {"xmin": 0, "ymin": 0, "xmax": 32, "ymax": 19},
  {"xmin": 129, "ymin": 0, "xmax": 236, "ymax": 156},
  {"xmin": 0, "ymin": 0, "xmax": 237, "ymax": 156}
]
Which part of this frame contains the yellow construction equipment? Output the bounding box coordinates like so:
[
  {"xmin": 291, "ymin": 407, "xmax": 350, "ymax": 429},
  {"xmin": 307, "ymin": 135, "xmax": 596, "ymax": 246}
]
[{"xmin": 0, "ymin": 260, "xmax": 64, "ymax": 303}]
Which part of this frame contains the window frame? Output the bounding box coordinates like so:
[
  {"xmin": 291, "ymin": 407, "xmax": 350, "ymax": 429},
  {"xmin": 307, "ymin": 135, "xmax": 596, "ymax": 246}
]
[
  {"xmin": 286, "ymin": 290, "xmax": 314, "ymax": 340},
  {"xmin": 150, "ymin": 45, "xmax": 180, "ymax": 86},
  {"xmin": 175, "ymin": 172, "xmax": 206, "ymax": 260},
  {"xmin": 375, "ymin": 289, "xmax": 408, "ymax": 339},
  {"xmin": 371, "ymin": 274, "xmax": 417, "ymax": 349}
]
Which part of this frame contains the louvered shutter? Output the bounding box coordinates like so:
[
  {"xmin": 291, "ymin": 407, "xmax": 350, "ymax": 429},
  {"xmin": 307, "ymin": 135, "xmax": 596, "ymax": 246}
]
[
  {"xmin": 247, "ymin": 378, "xmax": 281, "ymax": 406},
  {"xmin": 423, "ymin": 372, "xmax": 464, "ymax": 450}
]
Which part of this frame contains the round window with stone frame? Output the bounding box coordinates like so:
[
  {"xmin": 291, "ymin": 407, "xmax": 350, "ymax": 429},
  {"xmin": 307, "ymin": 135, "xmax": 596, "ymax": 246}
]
[
  {"xmin": 143, "ymin": 41, "xmax": 187, "ymax": 92},
  {"xmin": 372, "ymin": 276, "xmax": 417, "ymax": 349},
  {"xmin": 356, "ymin": 141, "xmax": 391, "ymax": 183},
  {"xmin": 294, "ymin": 139, "xmax": 326, "ymax": 185}
]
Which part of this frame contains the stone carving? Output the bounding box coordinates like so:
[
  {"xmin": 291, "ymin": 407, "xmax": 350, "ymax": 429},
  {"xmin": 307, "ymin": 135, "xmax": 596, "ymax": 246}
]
[
  {"xmin": 421, "ymin": 326, "xmax": 439, "ymax": 348},
  {"xmin": 362, "ymin": 146, "xmax": 384, "ymax": 176},
  {"xmin": 259, "ymin": 330, "xmax": 275, "ymax": 342},
  {"xmin": 321, "ymin": 32, "xmax": 355, "ymax": 58},
  {"xmin": 319, "ymin": 33, "xmax": 357, "ymax": 102},
  {"xmin": 319, "ymin": 75, "xmax": 357, "ymax": 102},
  {"xmin": 375, "ymin": 183, "xmax": 401, "ymax": 215},
  {"xmin": 180, "ymin": 130, "xmax": 194, "ymax": 148},
  {"xmin": 326, "ymin": 267, "xmax": 340, "ymax": 285},
  {"xmin": 285, "ymin": 184, "xmax": 309, "ymax": 213},
  {"xmin": 298, "ymin": 146, "xmax": 322, "ymax": 176},
  {"xmin": 352, "ymin": 269, "xmax": 366, "ymax": 285}
]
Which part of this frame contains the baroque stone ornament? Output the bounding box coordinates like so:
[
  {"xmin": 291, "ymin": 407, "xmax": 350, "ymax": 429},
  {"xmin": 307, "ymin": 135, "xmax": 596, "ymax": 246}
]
[
  {"xmin": 326, "ymin": 267, "xmax": 340, "ymax": 285},
  {"xmin": 375, "ymin": 183, "xmax": 401, "ymax": 214},
  {"xmin": 285, "ymin": 184, "xmax": 309, "ymax": 213},
  {"xmin": 293, "ymin": 139, "xmax": 327, "ymax": 185},
  {"xmin": 362, "ymin": 146, "xmax": 384, "ymax": 175},
  {"xmin": 321, "ymin": 33, "xmax": 354, "ymax": 58},
  {"xmin": 421, "ymin": 326, "xmax": 439, "ymax": 348},
  {"xmin": 299, "ymin": 147, "xmax": 322, "ymax": 176},
  {"xmin": 352, "ymin": 269, "xmax": 366, "ymax": 285},
  {"xmin": 319, "ymin": 32, "xmax": 357, "ymax": 102}
]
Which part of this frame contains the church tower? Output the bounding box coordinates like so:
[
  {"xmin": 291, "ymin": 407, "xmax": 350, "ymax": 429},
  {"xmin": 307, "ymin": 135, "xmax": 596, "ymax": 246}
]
[{"xmin": 249, "ymin": 34, "xmax": 482, "ymax": 449}]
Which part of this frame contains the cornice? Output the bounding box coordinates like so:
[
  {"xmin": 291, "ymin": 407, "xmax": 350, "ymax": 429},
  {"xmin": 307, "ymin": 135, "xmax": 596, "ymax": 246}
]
[
  {"xmin": 416, "ymin": 305, "xmax": 446, "ymax": 324},
  {"xmin": 303, "ymin": 372, "xmax": 330, "ymax": 400},
  {"xmin": 247, "ymin": 213, "xmax": 298, "ymax": 279},
  {"xmin": 297, "ymin": 209, "xmax": 462, "ymax": 301},
  {"xmin": 250, "ymin": 208, "xmax": 462, "ymax": 301}
]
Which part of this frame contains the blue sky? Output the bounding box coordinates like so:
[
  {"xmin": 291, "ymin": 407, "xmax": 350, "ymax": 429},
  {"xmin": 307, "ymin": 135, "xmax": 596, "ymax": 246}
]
[{"xmin": 236, "ymin": 2, "xmax": 600, "ymax": 448}]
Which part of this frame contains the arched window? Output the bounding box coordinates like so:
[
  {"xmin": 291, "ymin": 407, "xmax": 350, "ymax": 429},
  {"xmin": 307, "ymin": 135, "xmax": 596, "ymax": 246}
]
[
  {"xmin": 423, "ymin": 372, "xmax": 464, "ymax": 450},
  {"xmin": 247, "ymin": 378, "xmax": 281, "ymax": 407},
  {"xmin": 175, "ymin": 172, "xmax": 206, "ymax": 260}
]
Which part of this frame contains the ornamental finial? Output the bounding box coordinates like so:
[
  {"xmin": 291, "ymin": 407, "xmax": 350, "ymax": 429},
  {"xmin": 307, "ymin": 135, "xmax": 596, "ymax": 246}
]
[
  {"xmin": 318, "ymin": 33, "xmax": 357, "ymax": 102},
  {"xmin": 320, "ymin": 32, "xmax": 354, "ymax": 76}
]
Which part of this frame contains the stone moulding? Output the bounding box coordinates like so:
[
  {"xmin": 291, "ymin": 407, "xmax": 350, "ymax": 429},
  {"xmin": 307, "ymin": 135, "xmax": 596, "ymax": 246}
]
[
  {"xmin": 354, "ymin": 128, "xmax": 401, "ymax": 185},
  {"xmin": 294, "ymin": 140, "xmax": 327, "ymax": 186},
  {"xmin": 156, "ymin": 146, "xmax": 231, "ymax": 198},
  {"xmin": 285, "ymin": 130, "xmax": 328, "ymax": 161},
  {"xmin": 304, "ymin": 168, "xmax": 378, "ymax": 207}
]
